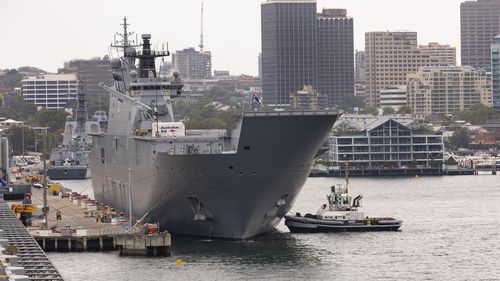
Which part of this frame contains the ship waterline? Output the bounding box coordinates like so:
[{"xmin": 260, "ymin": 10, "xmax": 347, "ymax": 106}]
[{"xmin": 90, "ymin": 112, "xmax": 338, "ymax": 238}]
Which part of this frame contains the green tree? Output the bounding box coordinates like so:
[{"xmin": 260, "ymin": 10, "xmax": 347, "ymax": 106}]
[
  {"xmin": 0, "ymin": 69, "xmax": 24, "ymax": 92},
  {"xmin": 35, "ymin": 109, "xmax": 69, "ymax": 133},
  {"xmin": 0, "ymin": 95, "xmax": 37, "ymax": 120},
  {"xmin": 360, "ymin": 106, "xmax": 379, "ymax": 116},
  {"xmin": 338, "ymin": 95, "xmax": 365, "ymax": 112},
  {"xmin": 454, "ymin": 104, "xmax": 499, "ymax": 124},
  {"xmin": 382, "ymin": 107, "xmax": 396, "ymax": 115},
  {"xmin": 448, "ymin": 128, "xmax": 471, "ymax": 150},
  {"xmin": 5, "ymin": 126, "xmax": 36, "ymax": 155},
  {"xmin": 397, "ymin": 105, "xmax": 412, "ymax": 114}
]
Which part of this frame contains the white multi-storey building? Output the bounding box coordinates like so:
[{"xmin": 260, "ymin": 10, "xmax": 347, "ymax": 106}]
[
  {"xmin": 379, "ymin": 86, "xmax": 407, "ymax": 110},
  {"xmin": 418, "ymin": 42, "xmax": 457, "ymax": 66},
  {"xmin": 21, "ymin": 74, "xmax": 78, "ymax": 109},
  {"xmin": 407, "ymin": 66, "xmax": 491, "ymax": 118},
  {"xmin": 364, "ymin": 31, "xmax": 449, "ymax": 107}
]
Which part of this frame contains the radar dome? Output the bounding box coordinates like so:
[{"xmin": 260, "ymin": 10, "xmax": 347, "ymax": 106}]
[
  {"xmin": 173, "ymin": 71, "xmax": 180, "ymax": 78},
  {"xmin": 130, "ymin": 70, "xmax": 138, "ymax": 78},
  {"xmin": 110, "ymin": 58, "xmax": 121, "ymax": 69}
]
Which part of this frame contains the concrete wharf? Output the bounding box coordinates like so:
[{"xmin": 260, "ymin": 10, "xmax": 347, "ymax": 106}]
[
  {"xmin": 26, "ymin": 187, "xmax": 171, "ymax": 256},
  {"xmin": 0, "ymin": 197, "xmax": 64, "ymax": 281}
]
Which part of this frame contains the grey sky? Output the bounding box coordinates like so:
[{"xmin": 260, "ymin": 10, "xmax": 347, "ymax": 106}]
[{"xmin": 1, "ymin": 0, "xmax": 463, "ymax": 76}]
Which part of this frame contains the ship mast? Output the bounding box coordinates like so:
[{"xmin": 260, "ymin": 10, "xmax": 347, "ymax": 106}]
[
  {"xmin": 75, "ymin": 86, "xmax": 88, "ymax": 140},
  {"xmin": 111, "ymin": 17, "xmax": 140, "ymax": 67}
]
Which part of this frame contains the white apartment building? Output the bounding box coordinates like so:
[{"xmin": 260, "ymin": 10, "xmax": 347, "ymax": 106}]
[
  {"xmin": 418, "ymin": 42, "xmax": 457, "ymax": 66},
  {"xmin": 407, "ymin": 66, "xmax": 491, "ymax": 118},
  {"xmin": 365, "ymin": 31, "xmax": 449, "ymax": 107},
  {"xmin": 379, "ymin": 86, "xmax": 407, "ymax": 110},
  {"xmin": 21, "ymin": 74, "xmax": 78, "ymax": 109}
]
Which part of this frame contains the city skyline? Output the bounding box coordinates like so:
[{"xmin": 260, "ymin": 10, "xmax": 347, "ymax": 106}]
[{"xmin": 2, "ymin": 0, "xmax": 465, "ymax": 76}]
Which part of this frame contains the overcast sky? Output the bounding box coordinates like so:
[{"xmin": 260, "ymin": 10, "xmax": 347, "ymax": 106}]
[{"xmin": 1, "ymin": 0, "xmax": 464, "ymax": 76}]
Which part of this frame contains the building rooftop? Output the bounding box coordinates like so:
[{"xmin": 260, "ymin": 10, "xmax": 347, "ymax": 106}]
[{"xmin": 22, "ymin": 73, "xmax": 77, "ymax": 81}]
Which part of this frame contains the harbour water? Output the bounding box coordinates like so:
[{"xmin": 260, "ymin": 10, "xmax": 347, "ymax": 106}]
[{"xmin": 48, "ymin": 175, "xmax": 500, "ymax": 280}]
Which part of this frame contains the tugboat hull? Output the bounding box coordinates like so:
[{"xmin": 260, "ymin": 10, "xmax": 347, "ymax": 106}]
[{"xmin": 285, "ymin": 215, "xmax": 402, "ymax": 233}]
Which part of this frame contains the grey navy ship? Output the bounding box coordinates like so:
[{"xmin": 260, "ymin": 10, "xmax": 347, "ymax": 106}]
[
  {"xmin": 89, "ymin": 19, "xmax": 338, "ymax": 239},
  {"xmin": 47, "ymin": 89, "xmax": 107, "ymax": 179}
]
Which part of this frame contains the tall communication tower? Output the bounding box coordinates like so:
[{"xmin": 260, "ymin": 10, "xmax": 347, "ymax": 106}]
[{"xmin": 199, "ymin": 2, "xmax": 204, "ymax": 53}]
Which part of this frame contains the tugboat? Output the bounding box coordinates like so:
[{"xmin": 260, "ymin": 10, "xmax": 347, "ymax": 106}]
[{"xmin": 285, "ymin": 162, "xmax": 402, "ymax": 233}]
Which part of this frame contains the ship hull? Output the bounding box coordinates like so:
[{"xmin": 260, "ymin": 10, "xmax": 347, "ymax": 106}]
[
  {"xmin": 284, "ymin": 215, "xmax": 402, "ymax": 233},
  {"xmin": 47, "ymin": 166, "xmax": 89, "ymax": 180},
  {"xmin": 90, "ymin": 112, "xmax": 337, "ymax": 239}
]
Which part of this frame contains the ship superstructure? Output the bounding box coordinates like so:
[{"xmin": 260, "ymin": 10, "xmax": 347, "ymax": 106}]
[
  {"xmin": 89, "ymin": 19, "xmax": 338, "ymax": 239},
  {"xmin": 47, "ymin": 86, "xmax": 105, "ymax": 179}
]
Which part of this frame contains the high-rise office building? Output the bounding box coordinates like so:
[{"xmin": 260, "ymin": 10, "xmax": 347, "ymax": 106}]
[
  {"xmin": 491, "ymin": 35, "xmax": 500, "ymax": 111},
  {"xmin": 355, "ymin": 50, "xmax": 365, "ymax": 83},
  {"xmin": 461, "ymin": 0, "xmax": 500, "ymax": 71},
  {"xmin": 365, "ymin": 31, "xmax": 449, "ymax": 107},
  {"xmin": 172, "ymin": 48, "xmax": 212, "ymax": 80},
  {"xmin": 261, "ymin": 0, "xmax": 318, "ymax": 106},
  {"xmin": 419, "ymin": 43, "xmax": 457, "ymax": 66},
  {"xmin": 261, "ymin": 1, "xmax": 354, "ymax": 108},
  {"xmin": 317, "ymin": 9, "xmax": 354, "ymax": 107},
  {"xmin": 407, "ymin": 66, "xmax": 490, "ymax": 117}
]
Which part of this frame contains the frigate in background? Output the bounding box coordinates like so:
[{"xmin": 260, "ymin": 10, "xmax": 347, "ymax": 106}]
[
  {"xmin": 89, "ymin": 19, "xmax": 338, "ymax": 239},
  {"xmin": 47, "ymin": 90, "xmax": 107, "ymax": 179}
]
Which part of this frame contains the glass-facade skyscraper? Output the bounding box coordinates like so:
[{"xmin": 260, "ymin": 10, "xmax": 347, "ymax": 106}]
[
  {"xmin": 261, "ymin": 1, "xmax": 354, "ymax": 108},
  {"xmin": 317, "ymin": 9, "xmax": 354, "ymax": 108},
  {"xmin": 261, "ymin": 0, "xmax": 318, "ymax": 106},
  {"xmin": 461, "ymin": 0, "xmax": 500, "ymax": 71},
  {"xmin": 491, "ymin": 35, "xmax": 500, "ymax": 111}
]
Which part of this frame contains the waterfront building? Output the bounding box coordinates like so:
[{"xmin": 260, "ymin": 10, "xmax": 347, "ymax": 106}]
[
  {"xmin": 461, "ymin": 0, "xmax": 500, "ymax": 71},
  {"xmin": 419, "ymin": 42, "xmax": 457, "ymax": 66},
  {"xmin": 317, "ymin": 8, "xmax": 354, "ymax": 108},
  {"xmin": 261, "ymin": 0, "xmax": 318, "ymax": 107},
  {"xmin": 491, "ymin": 35, "xmax": 500, "ymax": 110},
  {"xmin": 21, "ymin": 74, "xmax": 78, "ymax": 109},
  {"xmin": 379, "ymin": 86, "xmax": 407, "ymax": 111},
  {"xmin": 329, "ymin": 117, "xmax": 444, "ymax": 170},
  {"xmin": 289, "ymin": 85, "xmax": 328, "ymax": 111},
  {"xmin": 407, "ymin": 66, "xmax": 490, "ymax": 118},
  {"xmin": 364, "ymin": 31, "xmax": 449, "ymax": 107},
  {"xmin": 172, "ymin": 48, "xmax": 212, "ymax": 80},
  {"xmin": 355, "ymin": 50, "xmax": 365, "ymax": 83}
]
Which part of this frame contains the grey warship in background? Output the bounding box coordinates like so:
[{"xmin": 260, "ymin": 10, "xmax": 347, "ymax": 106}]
[
  {"xmin": 89, "ymin": 19, "xmax": 338, "ymax": 239},
  {"xmin": 47, "ymin": 90, "xmax": 107, "ymax": 179}
]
